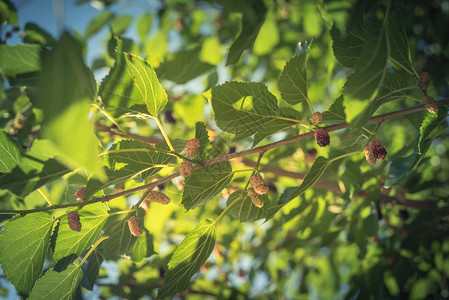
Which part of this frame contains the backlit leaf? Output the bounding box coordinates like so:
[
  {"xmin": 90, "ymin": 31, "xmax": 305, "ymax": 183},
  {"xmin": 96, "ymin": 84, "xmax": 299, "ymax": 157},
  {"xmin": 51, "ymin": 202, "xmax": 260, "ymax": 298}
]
[
  {"xmin": 226, "ymin": 190, "xmax": 266, "ymax": 222},
  {"xmin": 0, "ymin": 130, "xmax": 24, "ymax": 173},
  {"xmin": 0, "ymin": 44, "xmax": 41, "ymax": 77}
]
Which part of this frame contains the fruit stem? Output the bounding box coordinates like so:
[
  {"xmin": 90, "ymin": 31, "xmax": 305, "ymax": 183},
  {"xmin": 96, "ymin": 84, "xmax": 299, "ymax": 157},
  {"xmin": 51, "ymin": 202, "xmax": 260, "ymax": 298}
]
[{"xmin": 134, "ymin": 189, "xmax": 151, "ymax": 211}]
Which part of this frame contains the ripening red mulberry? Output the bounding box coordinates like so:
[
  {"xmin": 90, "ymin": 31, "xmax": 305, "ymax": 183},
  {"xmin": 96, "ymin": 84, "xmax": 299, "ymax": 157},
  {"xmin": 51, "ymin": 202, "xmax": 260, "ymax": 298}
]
[
  {"xmin": 146, "ymin": 191, "xmax": 170, "ymax": 204},
  {"xmin": 250, "ymin": 175, "xmax": 269, "ymax": 195},
  {"xmin": 424, "ymin": 96, "xmax": 438, "ymax": 114},
  {"xmin": 67, "ymin": 211, "xmax": 82, "ymax": 232},
  {"xmin": 185, "ymin": 138, "xmax": 200, "ymax": 158},
  {"xmin": 180, "ymin": 161, "xmax": 193, "ymax": 177},
  {"xmin": 369, "ymin": 140, "xmax": 387, "ymax": 159},
  {"xmin": 364, "ymin": 146, "xmax": 377, "ymax": 165},
  {"xmin": 314, "ymin": 128, "xmax": 330, "ymax": 147},
  {"xmin": 309, "ymin": 112, "xmax": 323, "ymax": 125},
  {"xmin": 247, "ymin": 188, "xmax": 264, "ymax": 208},
  {"xmin": 128, "ymin": 216, "xmax": 143, "ymax": 237},
  {"xmin": 75, "ymin": 187, "xmax": 86, "ymax": 202},
  {"xmin": 418, "ymin": 72, "xmax": 431, "ymax": 89}
]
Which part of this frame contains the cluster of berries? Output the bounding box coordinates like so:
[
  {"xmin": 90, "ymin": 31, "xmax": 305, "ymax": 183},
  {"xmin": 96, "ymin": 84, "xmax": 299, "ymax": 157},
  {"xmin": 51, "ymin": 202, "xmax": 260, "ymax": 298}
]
[
  {"xmin": 364, "ymin": 140, "xmax": 387, "ymax": 165},
  {"xmin": 247, "ymin": 175, "xmax": 269, "ymax": 208},
  {"xmin": 309, "ymin": 112, "xmax": 330, "ymax": 148},
  {"xmin": 180, "ymin": 138, "xmax": 201, "ymax": 177}
]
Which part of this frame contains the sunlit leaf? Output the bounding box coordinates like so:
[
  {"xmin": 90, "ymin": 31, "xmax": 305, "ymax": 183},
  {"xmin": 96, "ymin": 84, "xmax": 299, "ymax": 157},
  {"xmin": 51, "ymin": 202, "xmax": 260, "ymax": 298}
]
[
  {"xmin": 0, "ymin": 213, "xmax": 54, "ymax": 293},
  {"xmin": 388, "ymin": 13, "xmax": 414, "ymax": 74},
  {"xmin": 157, "ymin": 220, "xmax": 216, "ymax": 298},
  {"xmin": 84, "ymin": 10, "xmax": 114, "ymax": 39},
  {"xmin": 226, "ymin": 190, "xmax": 266, "ymax": 221},
  {"xmin": 331, "ymin": 25, "xmax": 365, "ymax": 68},
  {"xmin": 195, "ymin": 121, "xmax": 210, "ymax": 159},
  {"xmin": 0, "ymin": 44, "xmax": 41, "ymax": 77},
  {"xmin": 0, "ymin": 130, "xmax": 24, "ymax": 173}
]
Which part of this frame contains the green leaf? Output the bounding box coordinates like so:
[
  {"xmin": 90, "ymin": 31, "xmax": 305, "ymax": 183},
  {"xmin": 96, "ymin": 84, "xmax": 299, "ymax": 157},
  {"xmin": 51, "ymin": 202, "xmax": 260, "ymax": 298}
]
[
  {"xmin": 362, "ymin": 214, "xmax": 378, "ymax": 236},
  {"xmin": 195, "ymin": 121, "xmax": 210, "ymax": 159},
  {"xmin": 182, "ymin": 161, "xmax": 233, "ymax": 210},
  {"xmin": 226, "ymin": 0, "xmax": 267, "ymax": 65},
  {"xmin": 23, "ymin": 23, "xmax": 57, "ymax": 46},
  {"xmin": 0, "ymin": 0, "xmax": 17, "ymax": 24},
  {"xmin": 0, "ymin": 213, "xmax": 54, "ymax": 294},
  {"xmin": 84, "ymin": 10, "xmax": 114, "ymax": 39},
  {"xmin": 38, "ymin": 32, "xmax": 104, "ymax": 179},
  {"xmin": 81, "ymin": 250, "xmax": 104, "ymax": 290},
  {"xmin": 266, "ymin": 157, "xmax": 330, "ymax": 219},
  {"xmin": 344, "ymin": 21, "xmax": 388, "ymax": 100},
  {"xmin": 53, "ymin": 203, "xmax": 109, "ymax": 261},
  {"xmin": 101, "ymin": 212, "xmax": 138, "ymax": 260},
  {"xmin": 331, "ymin": 25, "xmax": 365, "ymax": 68},
  {"xmin": 156, "ymin": 47, "xmax": 214, "ymax": 84},
  {"xmin": 136, "ymin": 13, "xmax": 152, "ymax": 41},
  {"xmin": 157, "ymin": 220, "xmax": 216, "ymax": 298},
  {"xmin": 28, "ymin": 264, "xmax": 83, "ymax": 300},
  {"xmin": 419, "ymin": 106, "xmax": 447, "ymax": 154},
  {"xmin": 253, "ymin": 12, "xmax": 279, "ymax": 56},
  {"xmin": 278, "ymin": 41, "xmax": 312, "ymax": 108},
  {"xmin": 211, "ymin": 81, "xmax": 300, "ymax": 144},
  {"xmin": 100, "ymin": 39, "xmax": 167, "ymax": 118},
  {"xmin": 85, "ymin": 140, "xmax": 175, "ymax": 200},
  {"xmin": 0, "ymin": 139, "xmax": 71, "ymax": 198},
  {"xmin": 0, "ymin": 130, "xmax": 24, "ymax": 173},
  {"xmin": 110, "ymin": 15, "xmax": 132, "ymax": 35},
  {"xmin": 322, "ymin": 96, "xmax": 346, "ymax": 125},
  {"xmin": 130, "ymin": 228, "xmax": 155, "ymax": 262},
  {"xmin": 0, "ymin": 44, "xmax": 41, "ymax": 77},
  {"xmin": 388, "ymin": 13, "xmax": 414, "ymax": 74},
  {"xmin": 410, "ymin": 279, "xmax": 428, "ymax": 300},
  {"xmin": 226, "ymin": 190, "xmax": 266, "ymax": 222}
]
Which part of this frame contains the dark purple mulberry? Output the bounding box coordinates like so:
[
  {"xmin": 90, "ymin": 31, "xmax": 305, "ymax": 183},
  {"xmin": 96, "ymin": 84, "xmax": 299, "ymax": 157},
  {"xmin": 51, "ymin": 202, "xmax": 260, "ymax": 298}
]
[{"xmin": 314, "ymin": 128, "xmax": 330, "ymax": 147}]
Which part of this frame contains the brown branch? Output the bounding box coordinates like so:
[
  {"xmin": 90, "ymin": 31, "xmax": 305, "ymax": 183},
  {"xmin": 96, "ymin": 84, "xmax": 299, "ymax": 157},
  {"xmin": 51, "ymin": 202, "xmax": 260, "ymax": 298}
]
[
  {"xmin": 1, "ymin": 99, "xmax": 448, "ymax": 215},
  {"xmin": 379, "ymin": 195, "xmax": 449, "ymax": 214}
]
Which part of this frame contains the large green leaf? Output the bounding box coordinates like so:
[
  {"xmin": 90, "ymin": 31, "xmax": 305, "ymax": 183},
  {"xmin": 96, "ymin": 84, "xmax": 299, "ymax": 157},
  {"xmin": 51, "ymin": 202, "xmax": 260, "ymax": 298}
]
[
  {"xmin": 385, "ymin": 106, "xmax": 448, "ymax": 187},
  {"xmin": 28, "ymin": 264, "xmax": 83, "ymax": 300},
  {"xmin": 23, "ymin": 23, "xmax": 56, "ymax": 46},
  {"xmin": 225, "ymin": 0, "xmax": 267, "ymax": 65},
  {"xmin": 331, "ymin": 25, "xmax": 365, "ymax": 68},
  {"xmin": 130, "ymin": 227, "xmax": 155, "ymax": 262},
  {"xmin": 278, "ymin": 42, "xmax": 312, "ymax": 108},
  {"xmin": 85, "ymin": 140, "xmax": 175, "ymax": 200},
  {"xmin": 157, "ymin": 219, "xmax": 216, "ymax": 298},
  {"xmin": 226, "ymin": 190, "xmax": 266, "ymax": 222},
  {"xmin": 344, "ymin": 21, "xmax": 389, "ymax": 100},
  {"xmin": 0, "ymin": 130, "xmax": 24, "ymax": 173},
  {"xmin": 0, "ymin": 44, "xmax": 41, "ymax": 77},
  {"xmin": 182, "ymin": 161, "xmax": 233, "ymax": 210},
  {"xmin": 53, "ymin": 203, "xmax": 109, "ymax": 261},
  {"xmin": 266, "ymin": 156, "xmax": 330, "ymax": 219},
  {"xmin": 156, "ymin": 47, "xmax": 214, "ymax": 84},
  {"xmin": 0, "ymin": 213, "xmax": 54, "ymax": 294},
  {"xmin": 194, "ymin": 121, "xmax": 210, "ymax": 159},
  {"xmin": 81, "ymin": 249, "xmax": 104, "ymax": 290},
  {"xmin": 322, "ymin": 96, "xmax": 346, "ymax": 125},
  {"xmin": 211, "ymin": 81, "xmax": 300, "ymax": 145},
  {"xmin": 84, "ymin": 10, "xmax": 114, "ymax": 39},
  {"xmin": 100, "ymin": 39, "xmax": 167, "ymax": 118},
  {"xmin": 388, "ymin": 13, "xmax": 414, "ymax": 74},
  {"xmin": 110, "ymin": 15, "xmax": 132, "ymax": 35},
  {"xmin": 38, "ymin": 32, "xmax": 104, "ymax": 178},
  {"xmin": 0, "ymin": 139, "xmax": 71, "ymax": 198}
]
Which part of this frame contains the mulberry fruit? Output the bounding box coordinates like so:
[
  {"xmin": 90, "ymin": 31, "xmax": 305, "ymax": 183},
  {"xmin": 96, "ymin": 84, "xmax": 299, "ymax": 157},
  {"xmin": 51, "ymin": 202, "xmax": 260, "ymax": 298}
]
[
  {"xmin": 128, "ymin": 216, "xmax": 142, "ymax": 237},
  {"xmin": 75, "ymin": 187, "xmax": 86, "ymax": 202},
  {"xmin": 418, "ymin": 72, "xmax": 431, "ymax": 89},
  {"xmin": 424, "ymin": 96, "xmax": 438, "ymax": 114},
  {"xmin": 369, "ymin": 140, "xmax": 387, "ymax": 159},
  {"xmin": 314, "ymin": 128, "xmax": 330, "ymax": 147},
  {"xmin": 250, "ymin": 175, "xmax": 269, "ymax": 195},
  {"xmin": 185, "ymin": 138, "xmax": 200, "ymax": 158},
  {"xmin": 146, "ymin": 191, "xmax": 170, "ymax": 204},
  {"xmin": 309, "ymin": 112, "xmax": 323, "ymax": 125},
  {"xmin": 247, "ymin": 188, "xmax": 264, "ymax": 208},
  {"xmin": 67, "ymin": 211, "xmax": 82, "ymax": 232},
  {"xmin": 180, "ymin": 161, "xmax": 193, "ymax": 177},
  {"xmin": 364, "ymin": 146, "xmax": 377, "ymax": 165}
]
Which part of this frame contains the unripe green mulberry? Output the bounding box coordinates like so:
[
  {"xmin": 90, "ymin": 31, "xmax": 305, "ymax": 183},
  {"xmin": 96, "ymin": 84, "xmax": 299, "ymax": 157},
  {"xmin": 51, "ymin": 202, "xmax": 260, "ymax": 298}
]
[
  {"xmin": 309, "ymin": 112, "xmax": 323, "ymax": 125},
  {"xmin": 146, "ymin": 191, "xmax": 170, "ymax": 204},
  {"xmin": 128, "ymin": 216, "xmax": 142, "ymax": 237},
  {"xmin": 67, "ymin": 211, "xmax": 82, "ymax": 232}
]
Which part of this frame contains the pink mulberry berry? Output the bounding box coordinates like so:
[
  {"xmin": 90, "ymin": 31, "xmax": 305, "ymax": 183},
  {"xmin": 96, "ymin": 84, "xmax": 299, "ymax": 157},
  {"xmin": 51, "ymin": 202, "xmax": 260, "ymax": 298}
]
[
  {"xmin": 424, "ymin": 96, "xmax": 438, "ymax": 114},
  {"xmin": 180, "ymin": 161, "xmax": 193, "ymax": 177},
  {"xmin": 185, "ymin": 138, "xmax": 200, "ymax": 158},
  {"xmin": 250, "ymin": 175, "xmax": 269, "ymax": 195},
  {"xmin": 309, "ymin": 112, "xmax": 323, "ymax": 126},
  {"xmin": 67, "ymin": 211, "xmax": 82, "ymax": 232},
  {"xmin": 369, "ymin": 140, "xmax": 387, "ymax": 160},
  {"xmin": 314, "ymin": 128, "xmax": 330, "ymax": 147},
  {"xmin": 75, "ymin": 187, "xmax": 86, "ymax": 202},
  {"xmin": 247, "ymin": 188, "xmax": 264, "ymax": 208},
  {"xmin": 128, "ymin": 216, "xmax": 142, "ymax": 237},
  {"xmin": 146, "ymin": 191, "xmax": 170, "ymax": 204},
  {"xmin": 364, "ymin": 146, "xmax": 377, "ymax": 165},
  {"xmin": 418, "ymin": 72, "xmax": 431, "ymax": 89}
]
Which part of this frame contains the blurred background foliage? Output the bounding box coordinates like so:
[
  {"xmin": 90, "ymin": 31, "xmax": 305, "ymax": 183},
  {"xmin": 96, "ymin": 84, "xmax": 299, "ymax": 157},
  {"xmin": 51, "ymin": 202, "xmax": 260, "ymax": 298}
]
[{"xmin": 1, "ymin": 0, "xmax": 449, "ymax": 298}]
